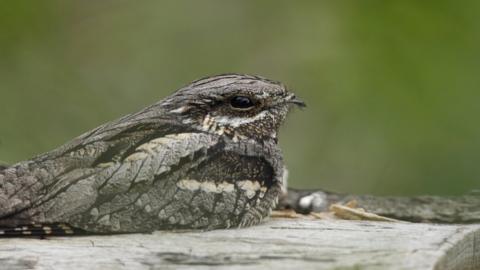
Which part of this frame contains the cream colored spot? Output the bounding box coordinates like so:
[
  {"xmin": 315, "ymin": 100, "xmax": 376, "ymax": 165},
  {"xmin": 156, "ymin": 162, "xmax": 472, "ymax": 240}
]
[
  {"xmin": 137, "ymin": 143, "xmax": 158, "ymax": 154},
  {"xmin": 97, "ymin": 162, "xmax": 114, "ymax": 168},
  {"xmin": 214, "ymin": 111, "xmax": 268, "ymax": 128},
  {"xmin": 177, "ymin": 179, "xmax": 201, "ymax": 191},
  {"xmin": 176, "ymin": 179, "xmax": 235, "ymax": 193},
  {"xmin": 167, "ymin": 133, "xmax": 194, "ymax": 140},
  {"xmin": 217, "ymin": 181, "xmax": 235, "ymax": 192},
  {"xmin": 43, "ymin": 226, "xmax": 52, "ymax": 234},
  {"xmin": 216, "ymin": 126, "xmax": 225, "ymax": 136},
  {"xmin": 58, "ymin": 224, "xmax": 70, "ymax": 230},
  {"xmin": 237, "ymin": 180, "xmax": 261, "ymax": 199},
  {"xmin": 125, "ymin": 152, "xmax": 149, "ymax": 162},
  {"xmin": 169, "ymin": 106, "xmax": 190, "ymax": 114},
  {"xmin": 202, "ymin": 115, "xmax": 212, "ymax": 131},
  {"xmin": 200, "ymin": 181, "xmax": 217, "ymax": 193},
  {"xmin": 87, "ymin": 148, "xmax": 96, "ymax": 156},
  {"xmin": 259, "ymin": 186, "xmax": 268, "ymax": 198},
  {"xmin": 150, "ymin": 137, "xmax": 174, "ymax": 145}
]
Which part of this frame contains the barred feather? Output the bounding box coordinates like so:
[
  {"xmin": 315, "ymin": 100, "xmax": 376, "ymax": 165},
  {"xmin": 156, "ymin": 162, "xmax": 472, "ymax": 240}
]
[{"xmin": 0, "ymin": 223, "xmax": 85, "ymax": 237}]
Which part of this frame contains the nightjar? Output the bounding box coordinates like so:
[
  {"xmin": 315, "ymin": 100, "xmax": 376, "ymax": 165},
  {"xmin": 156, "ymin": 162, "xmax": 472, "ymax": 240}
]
[{"xmin": 0, "ymin": 74, "xmax": 304, "ymax": 236}]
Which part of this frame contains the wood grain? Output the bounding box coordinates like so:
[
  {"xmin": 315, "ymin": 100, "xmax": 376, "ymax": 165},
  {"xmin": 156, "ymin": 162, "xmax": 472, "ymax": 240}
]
[{"xmin": 0, "ymin": 218, "xmax": 478, "ymax": 270}]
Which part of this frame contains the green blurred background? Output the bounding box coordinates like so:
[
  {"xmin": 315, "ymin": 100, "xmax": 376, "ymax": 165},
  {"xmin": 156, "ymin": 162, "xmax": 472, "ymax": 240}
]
[{"xmin": 1, "ymin": 1, "xmax": 479, "ymax": 195}]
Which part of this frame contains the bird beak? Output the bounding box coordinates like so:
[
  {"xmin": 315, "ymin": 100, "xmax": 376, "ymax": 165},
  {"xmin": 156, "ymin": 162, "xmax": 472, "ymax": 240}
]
[{"xmin": 287, "ymin": 94, "xmax": 306, "ymax": 108}]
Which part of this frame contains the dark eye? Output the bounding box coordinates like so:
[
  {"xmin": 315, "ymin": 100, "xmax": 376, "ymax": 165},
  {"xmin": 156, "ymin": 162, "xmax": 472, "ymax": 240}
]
[{"xmin": 230, "ymin": 96, "xmax": 255, "ymax": 109}]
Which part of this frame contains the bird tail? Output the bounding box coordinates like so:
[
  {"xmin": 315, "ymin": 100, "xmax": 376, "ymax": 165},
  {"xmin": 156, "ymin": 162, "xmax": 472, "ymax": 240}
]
[{"xmin": 0, "ymin": 223, "xmax": 86, "ymax": 237}]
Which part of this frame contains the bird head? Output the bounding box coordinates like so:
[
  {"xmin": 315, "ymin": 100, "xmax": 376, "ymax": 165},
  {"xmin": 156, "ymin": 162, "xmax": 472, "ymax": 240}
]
[{"xmin": 162, "ymin": 74, "xmax": 305, "ymax": 142}]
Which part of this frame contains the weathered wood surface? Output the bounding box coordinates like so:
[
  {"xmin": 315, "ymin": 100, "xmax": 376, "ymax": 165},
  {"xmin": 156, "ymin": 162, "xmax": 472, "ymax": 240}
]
[
  {"xmin": 0, "ymin": 218, "xmax": 478, "ymax": 270},
  {"xmin": 281, "ymin": 189, "xmax": 480, "ymax": 223}
]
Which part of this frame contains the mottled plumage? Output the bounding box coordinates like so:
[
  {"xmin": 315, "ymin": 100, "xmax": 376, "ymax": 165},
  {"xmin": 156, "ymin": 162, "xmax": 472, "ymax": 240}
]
[{"xmin": 0, "ymin": 74, "xmax": 304, "ymax": 236}]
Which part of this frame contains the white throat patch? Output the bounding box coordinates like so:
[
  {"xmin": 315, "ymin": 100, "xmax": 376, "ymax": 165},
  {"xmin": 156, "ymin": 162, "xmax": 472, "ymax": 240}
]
[{"xmin": 213, "ymin": 110, "xmax": 268, "ymax": 128}]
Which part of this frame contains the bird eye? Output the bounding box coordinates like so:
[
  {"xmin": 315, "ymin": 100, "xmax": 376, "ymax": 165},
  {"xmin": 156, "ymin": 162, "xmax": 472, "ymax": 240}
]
[{"xmin": 230, "ymin": 96, "xmax": 255, "ymax": 110}]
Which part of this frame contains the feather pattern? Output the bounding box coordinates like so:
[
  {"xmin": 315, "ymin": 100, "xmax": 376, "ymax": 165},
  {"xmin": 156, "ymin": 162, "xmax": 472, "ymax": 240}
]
[{"xmin": 0, "ymin": 74, "xmax": 303, "ymax": 237}]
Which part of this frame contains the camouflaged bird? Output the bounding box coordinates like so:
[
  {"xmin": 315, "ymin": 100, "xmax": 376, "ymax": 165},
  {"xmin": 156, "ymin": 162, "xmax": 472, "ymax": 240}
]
[{"xmin": 0, "ymin": 74, "xmax": 305, "ymax": 236}]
